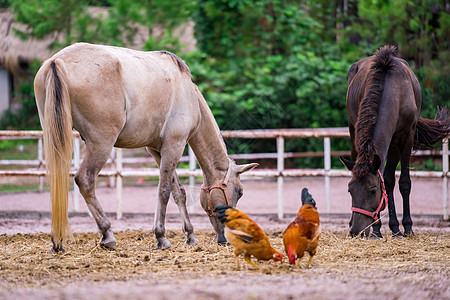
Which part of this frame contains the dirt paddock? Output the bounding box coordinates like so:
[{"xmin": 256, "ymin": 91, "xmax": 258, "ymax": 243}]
[{"xmin": 0, "ymin": 177, "xmax": 449, "ymax": 299}]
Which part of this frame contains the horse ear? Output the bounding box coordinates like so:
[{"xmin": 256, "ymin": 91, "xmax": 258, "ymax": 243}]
[
  {"xmin": 236, "ymin": 163, "xmax": 258, "ymax": 174},
  {"xmin": 371, "ymin": 154, "xmax": 381, "ymax": 173},
  {"xmin": 347, "ymin": 61, "xmax": 360, "ymax": 85},
  {"xmin": 339, "ymin": 156, "xmax": 354, "ymax": 171}
]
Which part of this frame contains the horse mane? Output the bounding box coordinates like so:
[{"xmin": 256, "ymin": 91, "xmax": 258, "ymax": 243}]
[
  {"xmin": 353, "ymin": 45, "xmax": 398, "ymax": 179},
  {"xmin": 159, "ymin": 51, "xmax": 191, "ymax": 75},
  {"xmin": 193, "ymin": 84, "xmax": 228, "ymax": 154}
]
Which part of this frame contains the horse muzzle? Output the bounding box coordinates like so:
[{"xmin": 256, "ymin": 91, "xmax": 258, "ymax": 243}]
[{"xmin": 349, "ymin": 213, "xmax": 373, "ymax": 237}]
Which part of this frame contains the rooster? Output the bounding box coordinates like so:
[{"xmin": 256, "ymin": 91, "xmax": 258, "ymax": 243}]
[
  {"xmin": 283, "ymin": 188, "xmax": 321, "ymax": 267},
  {"xmin": 214, "ymin": 205, "xmax": 283, "ymax": 269}
]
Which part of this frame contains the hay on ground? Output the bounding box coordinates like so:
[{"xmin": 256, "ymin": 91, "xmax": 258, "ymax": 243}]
[{"xmin": 0, "ymin": 228, "xmax": 449, "ymax": 290}]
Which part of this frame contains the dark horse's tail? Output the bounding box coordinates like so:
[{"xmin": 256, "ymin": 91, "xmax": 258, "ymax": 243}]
[{"xmin": 414, "ymin": 106, "xmax": 450, "ymax": 149}]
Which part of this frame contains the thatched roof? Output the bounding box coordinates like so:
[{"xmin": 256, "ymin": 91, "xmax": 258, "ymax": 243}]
[
  {"xmin": 0, "ymin": 9, "xmax": 54, "ymax": 74},
  {"xmin": 0, "ymin": 7, "xmax": 196, "ymax": 75}
]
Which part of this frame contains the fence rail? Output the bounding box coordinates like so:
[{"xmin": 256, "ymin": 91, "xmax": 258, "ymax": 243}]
[{"xmin": 0, "ymin": 129, "xmax": 448, "ymax": 220}]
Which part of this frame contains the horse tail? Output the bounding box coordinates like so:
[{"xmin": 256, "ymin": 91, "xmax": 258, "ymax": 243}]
[
  {"xmin": 43, "ymin": 59, "xmax": 73, "ymax": 250},
  {"xmin": 413, "ymin": 106, "xmax": 450, "ymax": 149},
  {"xmin": 354, "ymin": 45, "xmax": 397, "ymax": 178}
]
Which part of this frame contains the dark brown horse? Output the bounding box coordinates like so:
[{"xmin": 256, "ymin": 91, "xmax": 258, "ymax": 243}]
[{"xmin": 340, "ymin": 45, "xmax": 449, "ymax": 238}]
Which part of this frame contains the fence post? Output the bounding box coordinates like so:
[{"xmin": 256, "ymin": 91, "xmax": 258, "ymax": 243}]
[
  {"xmin": 277, "ymin": 136, "xmax": 284, "ymax": 219},
  {"xmin": 116, "ymin": 148, "xmax": 123, "ymax": 220},
  {"xmin": 324, "ymin": 137, "xmax": 331, "ymax": 213},
  {"xmin": 109, "ymin": 148, "xmax": 116, "ymax": 188},
  {"xmin": 73, "ymin": 136, "xmax": 81, "ymax": 212},
  {"xmin": 188, "ymin": 145, "xmax": 196, "ymax": 214},
  {"xmin": 443, "ymin": 138, "xmax": 448, "ymax": 221},
  {"xmin": 37, "ymin": 137, "xmax": 44, "ymax": 192}
]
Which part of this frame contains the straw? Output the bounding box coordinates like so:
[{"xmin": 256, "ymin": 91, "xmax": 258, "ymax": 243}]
[{"xmin": 0, "ymin": 228, "xmax": 449, "ymax": 289}]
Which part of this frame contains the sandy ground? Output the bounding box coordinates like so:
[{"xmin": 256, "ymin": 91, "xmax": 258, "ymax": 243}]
[{"xmin": 0, "ymin": 177, "xmax": 449, "ymax": 300}]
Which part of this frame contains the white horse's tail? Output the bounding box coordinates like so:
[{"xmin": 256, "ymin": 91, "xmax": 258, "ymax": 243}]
[{"xmin": 43, "ymin": 59, "xmax": 73, "ymax": 251}]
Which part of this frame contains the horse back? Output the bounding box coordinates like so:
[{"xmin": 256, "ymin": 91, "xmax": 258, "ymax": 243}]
[
  {"xmin": 346, "ymin": 53, "xmax": 420, "ymax": 131},
  {"xmin": 37, "ymin": 43, "xmax": 200, "ymax": 150}
]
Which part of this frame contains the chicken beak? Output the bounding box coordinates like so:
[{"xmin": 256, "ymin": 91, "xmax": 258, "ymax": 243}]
[
  {"xmin": 289, "ymin": 256, "xmax": 296, "ymax": 265},
  {"xmin": 273, "ymin": 253, "xmax": 283, "ymax": 262},
  {"xmin": 288, "ymin": 245, "xmax": 296, "ymax": 265}
]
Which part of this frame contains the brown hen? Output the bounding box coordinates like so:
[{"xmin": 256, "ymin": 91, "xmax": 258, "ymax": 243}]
[
  {"xmin": 283, "ymin": 188, "xmax": 321, "ymax": 267},
  {"xmin": 215, "ymin": 205, "xmax": 283, "ymax": 269}
]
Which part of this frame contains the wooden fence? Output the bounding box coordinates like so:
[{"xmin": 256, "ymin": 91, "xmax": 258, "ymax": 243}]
[{"xmin": 0, "ymin": 128, "xmax": 448, "ymax": 220}]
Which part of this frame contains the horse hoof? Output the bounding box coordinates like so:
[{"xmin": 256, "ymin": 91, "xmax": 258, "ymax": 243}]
[
  {"xmin": 369, "ymin": 232, "xmax": 382, "ymax": 239},
  {"xmin": 100, "ymin": 230, "xmax": 117, "ymax": 251},
  {"xmin": 184, "ymin": 234, "xmax": 199, "ymax": 246},
  {"xmin": 100, "ymin": 240, "xmax": 117, "ymax": 251},
  {"xmin": 49, "ymin": 245, "xmax": 65, "ymax": 254},
  {"xmin": 392, "ymin": 231, "xmax": 405, "ymax": 238},
  {"xmin": 50, "ymin": 240, "xmax": 65, "ymax": 253},
  {"xmin": 156, "ymin": 237, "xmax": 172, "ymax": 250},
  {"xmin": 404, "ymin": 229, "xmax": 414, "ymax": 237},
  {"xmin": 216, "ymin": 234, "xmax": 227, "ymax": 245}
]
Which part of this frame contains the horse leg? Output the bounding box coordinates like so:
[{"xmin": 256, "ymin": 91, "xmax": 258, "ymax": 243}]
[
  {"xmin": 75, "ymin": 143, "xmax": 116, "ymax": 250},
  {"xmin": 147, "ymin": 148, "xmax": 199, "ymax": 246},
  {"xmin": 399, "ymin": 145, "xmax": 414, "ymax": 236},
  {"xmin": 153, "ymin": 143, "xmax": 185, "ymax": 250},
  {"xmin": 371, "ymin": 220, "xmax": 382, "ymax": 239},
  {"xmin": 384, "ymin": 148, "xmax": 402, "ymax": 237}
]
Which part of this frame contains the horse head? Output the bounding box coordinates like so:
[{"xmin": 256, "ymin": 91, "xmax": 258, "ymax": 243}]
[
  {"xmin": 340, "ymin": 155, "xmax": 387, "ymax": 237},
  {"xmin": 200, "ymin": 160, "xmax": 258, "ymax": 244}
]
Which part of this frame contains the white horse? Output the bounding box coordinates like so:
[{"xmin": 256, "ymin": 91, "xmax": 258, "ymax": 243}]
[{"xmin": 34, "ymin": 43, "xmax": 257, "ymax": 252}]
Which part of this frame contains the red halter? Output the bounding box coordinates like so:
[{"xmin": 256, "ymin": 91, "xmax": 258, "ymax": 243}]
[
  {"xmin": 201, "ymin": 160, "xmax": 232, "ymax": 217},
  {"xmin": 351, "ymin": 170, "xmax": 388, "ymax": 223}
]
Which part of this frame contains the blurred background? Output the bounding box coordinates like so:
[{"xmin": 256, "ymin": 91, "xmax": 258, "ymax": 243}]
[{"xmin": 0, "ymin": 0, "xmax": 448, "ymax": 193}]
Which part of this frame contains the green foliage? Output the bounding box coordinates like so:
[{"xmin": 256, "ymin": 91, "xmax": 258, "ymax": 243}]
[
  {"xmin": 0, "ymin": 183, "xmax": 43, "ymax": 193},
  {"xmin": 10, "ymin": 0, "xmax": 197, "ymax": 50},
  {"xmin": 412, "ymin": 158, "xmax": 443, "ymax": 172},
  {"xmin": 194, "ymin": 0, "xmax": 324, "ymax": 59},
  {"xmin": 98, "ymin": 0, "xmax": 197, "ymax": 51},
  {"xmin": 11, "ymin": 0, "xmax": 89, "ymax": 47},
  {"xmin": 3, "ymin": 0, "xmax": 196, "ymax": 130},
  {"xmin": 340, "ymin": 0, "xmax": 449, "ymax": 118},
  {"xmin": 190, "ymin": 0, "xmax": 351, "ymax": 163},
  {"xmin": 2, "ymin": 0, "xmax": 447, "ymax": 170},
  {"xmin": 0, "ymin": 139, "xmax": 36, "ymax": 159},
  {"xmin": 0, "ymin": 140, "xmax": 19, "ymax": 151},
  {"xmin": 0, "ymin": 0, "xmax": 10, "ymax": 8}
]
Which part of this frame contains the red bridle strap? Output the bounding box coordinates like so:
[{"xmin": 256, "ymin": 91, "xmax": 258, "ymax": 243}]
[
  {"xmin": 202, "ymin": 160, "xmax": 232, "ymax": 217},
  {"xmin": 351, "ymin": 170, "xmax": 388, "ymax": 223}
]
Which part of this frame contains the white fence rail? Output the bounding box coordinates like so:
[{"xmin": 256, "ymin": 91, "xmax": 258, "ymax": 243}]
[{"xmin": 0, "ymin": 129, "xmax": 448, "ymax": 220}]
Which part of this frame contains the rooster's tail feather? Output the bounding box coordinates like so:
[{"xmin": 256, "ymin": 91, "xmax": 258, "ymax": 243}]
[{"xmin": 214, "ymin": 205, "xmax": 233, "ymax": 223}]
